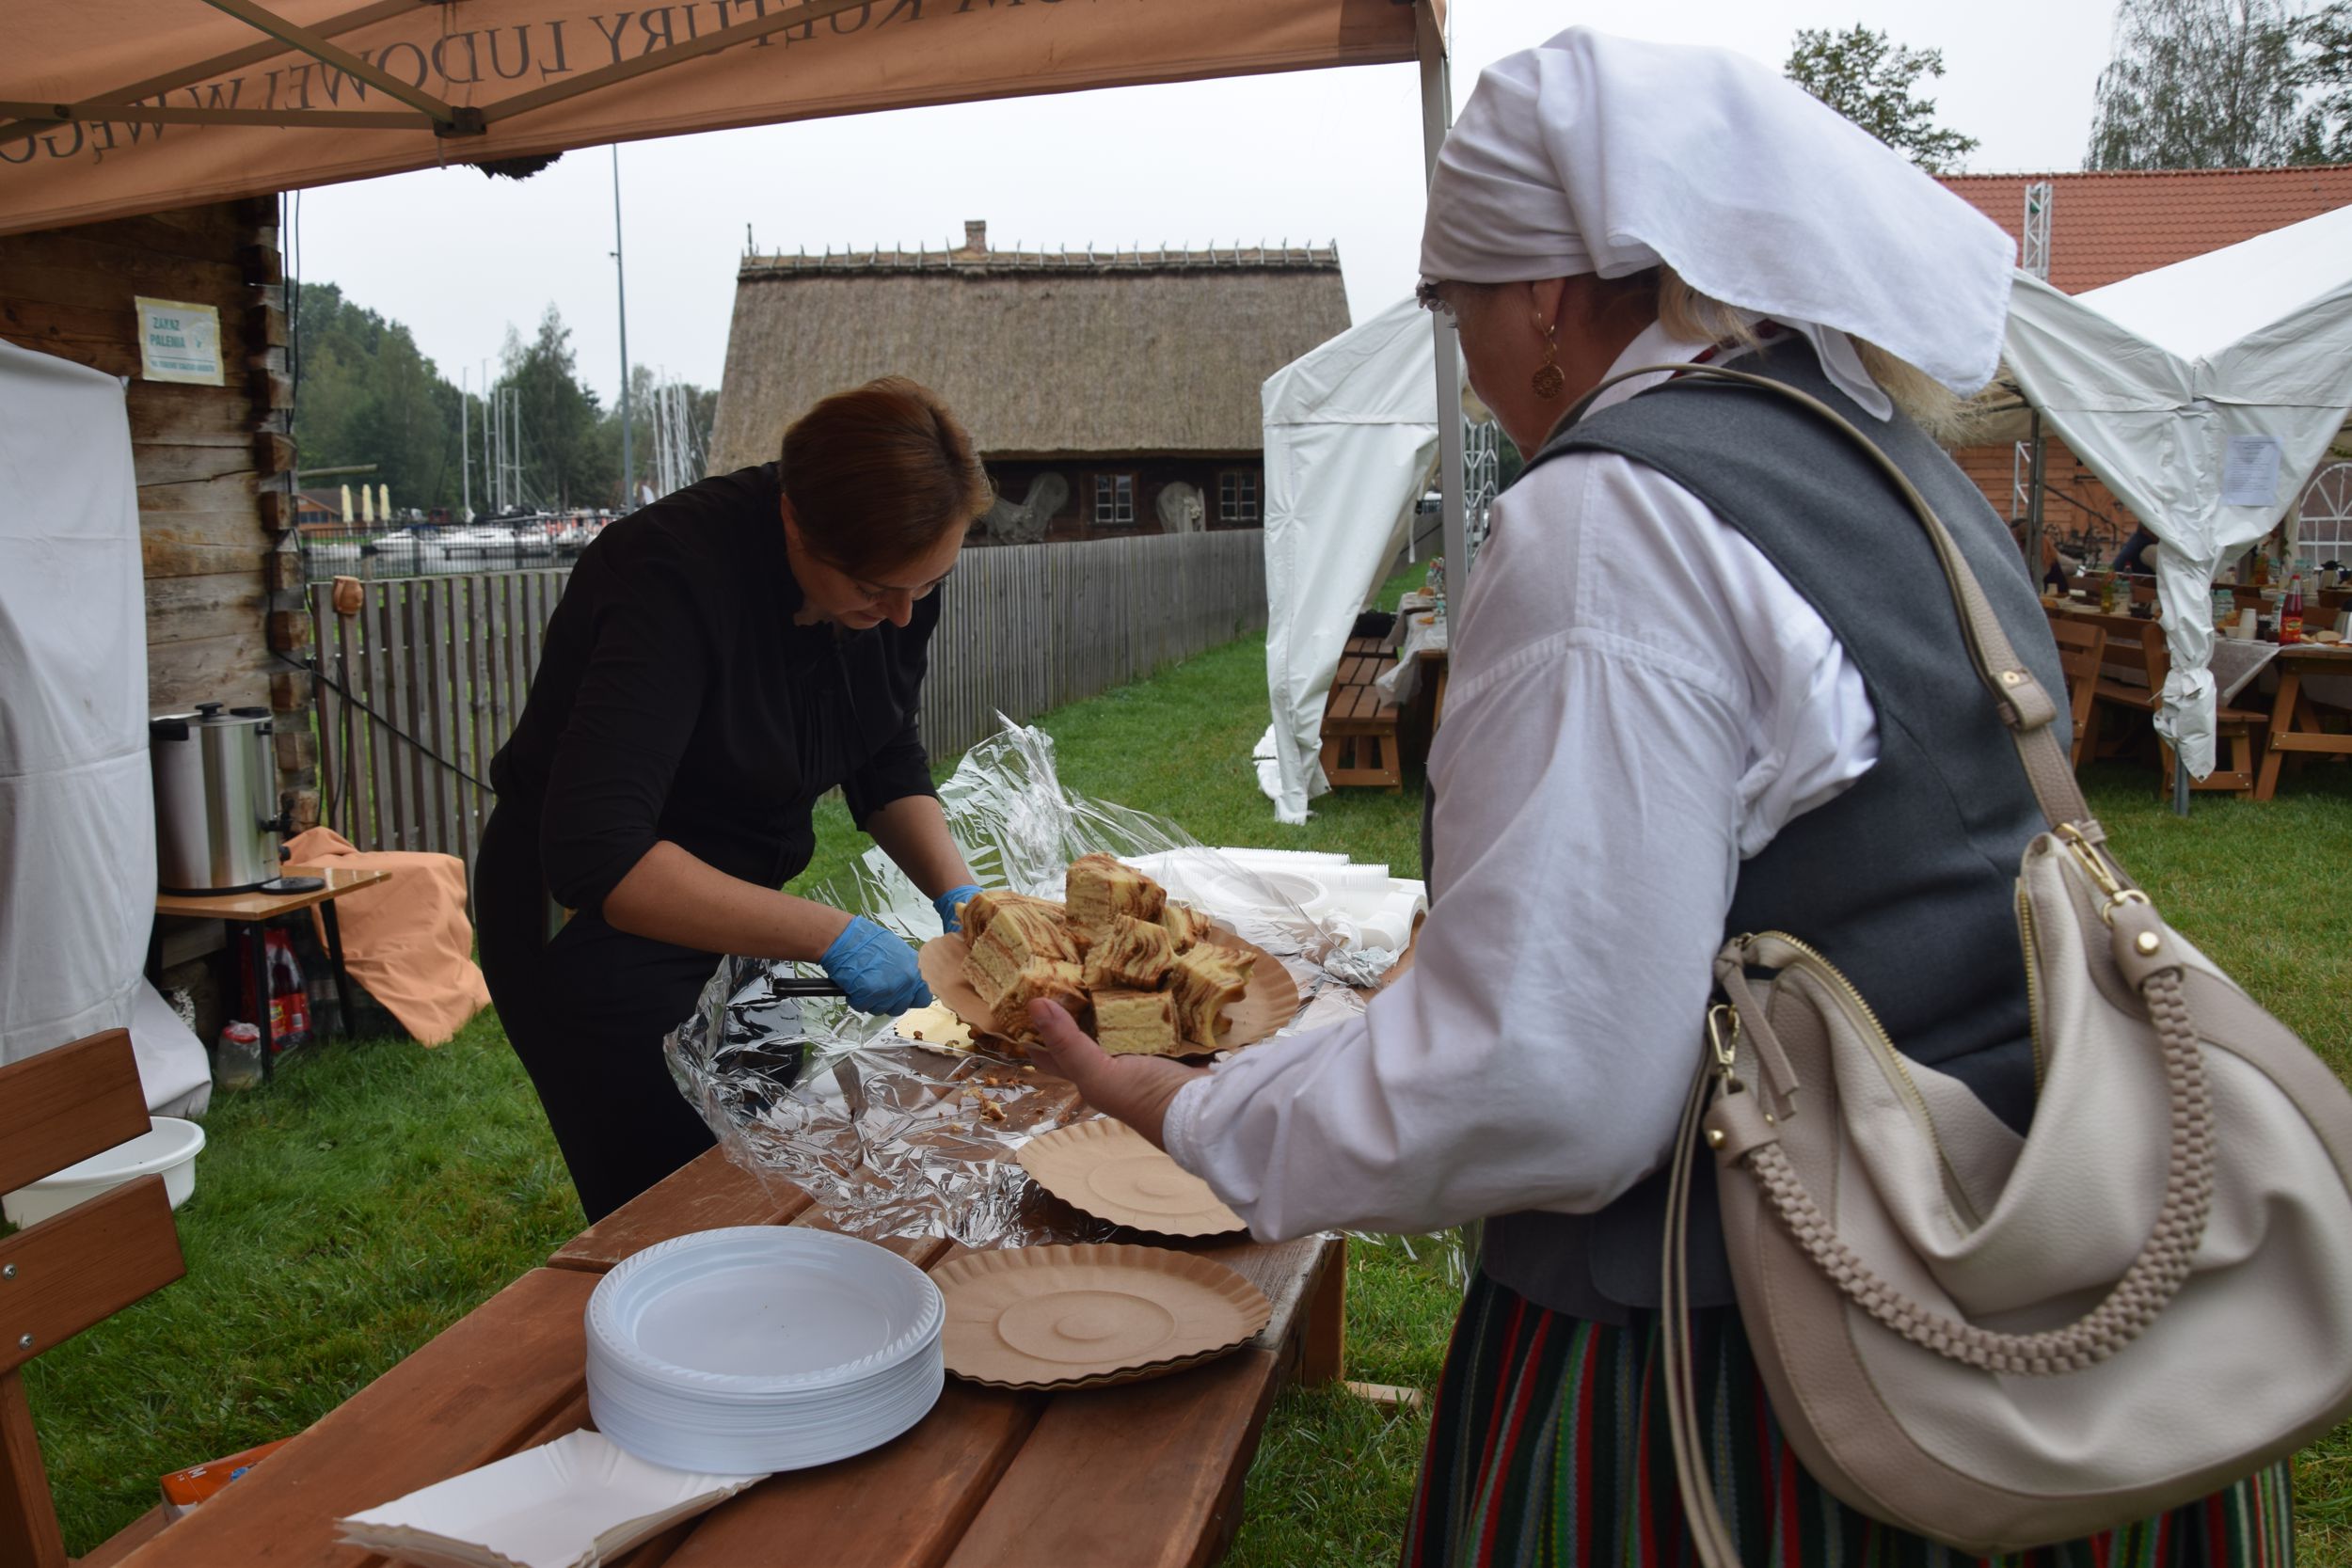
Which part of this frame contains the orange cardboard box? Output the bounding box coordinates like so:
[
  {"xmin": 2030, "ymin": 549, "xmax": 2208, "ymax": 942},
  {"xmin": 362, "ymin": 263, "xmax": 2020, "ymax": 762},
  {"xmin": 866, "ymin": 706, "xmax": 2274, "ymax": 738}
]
[{"xmin": 159, "ymin": 1437, "xmax": 293, "ymax": 1519}]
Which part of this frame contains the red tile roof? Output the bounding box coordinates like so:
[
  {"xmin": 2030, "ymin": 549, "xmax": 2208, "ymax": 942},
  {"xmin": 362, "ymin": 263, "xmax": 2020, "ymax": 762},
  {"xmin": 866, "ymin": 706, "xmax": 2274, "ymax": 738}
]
[{"xmin": 1938, "ymin": 166, "xmax": 2352, "ymax": 293}]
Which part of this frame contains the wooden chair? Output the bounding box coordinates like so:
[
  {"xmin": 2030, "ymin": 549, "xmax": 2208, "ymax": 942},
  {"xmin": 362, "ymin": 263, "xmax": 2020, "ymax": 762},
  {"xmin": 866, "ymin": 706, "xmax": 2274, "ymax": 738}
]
[
  {"xmin": 0, "ymin": 1030, "xmax": 189, "ymax": 1568},
  {"xmin": 2085, "ymin": 613, "xmax": 2265, "ymax": 797},
  {"xmin": 2043, "ymin": 614, "xmax": 2106, "ymax": 768},
  {"xmin": 1319, "ymin": 635, "xmax": 1405, "ymax": 792}
]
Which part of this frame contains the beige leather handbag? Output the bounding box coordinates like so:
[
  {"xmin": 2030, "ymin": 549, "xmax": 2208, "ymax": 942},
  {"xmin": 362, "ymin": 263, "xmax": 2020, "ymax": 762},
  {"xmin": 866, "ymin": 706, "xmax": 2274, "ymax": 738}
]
[{"xmin": 1618, "ymin": 367, "xmax": 2352, "ymax": 1560}]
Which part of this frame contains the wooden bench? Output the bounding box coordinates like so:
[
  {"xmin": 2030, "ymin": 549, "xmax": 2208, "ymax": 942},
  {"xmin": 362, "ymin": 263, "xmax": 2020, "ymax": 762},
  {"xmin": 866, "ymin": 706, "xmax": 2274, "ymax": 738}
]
[
  {"xmin": 1320, "ymin": 636, "xmax": 1405, "ymax": 792},
  {"xmin": 2043, "ymin": 612, "xmax": 2106, "ymax": 769},
  {"xmin": 2, "ymin": 1031, "xmax": 190, "ymax": 1568},
  {"xmin": 2076, "ymin": 610, "xmax": 2265, "ymax": 796}
]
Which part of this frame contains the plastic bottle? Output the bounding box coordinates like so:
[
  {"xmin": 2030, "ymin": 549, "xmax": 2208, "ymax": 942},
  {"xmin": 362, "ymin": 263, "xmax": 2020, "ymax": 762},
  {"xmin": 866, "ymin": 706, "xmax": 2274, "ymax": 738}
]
[
  {"xmin": 2282, "ymin": 574, "xmax": 2305, "ymax": 645},
  {"xmin": 267, "ymin": 931, "xmax": 311, "ymax": 1052},
  {"xmin": 2100, "ymin": 574, "xmax": 2120, "ymax": 614},
  {"xmin": 216, "ymin": 1022, "xmax": 263, "ymax": 1091}
]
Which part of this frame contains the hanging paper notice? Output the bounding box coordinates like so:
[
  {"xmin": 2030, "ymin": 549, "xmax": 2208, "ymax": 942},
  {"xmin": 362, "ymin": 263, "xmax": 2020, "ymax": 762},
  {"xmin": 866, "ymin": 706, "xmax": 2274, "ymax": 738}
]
[
  {"xmin": 135, "ymin": 296, "xmax": 224, "ymax": 386},
  {"xmin": 2220, "ymin": 436, "xmax": 2283, "ymax": 508}
]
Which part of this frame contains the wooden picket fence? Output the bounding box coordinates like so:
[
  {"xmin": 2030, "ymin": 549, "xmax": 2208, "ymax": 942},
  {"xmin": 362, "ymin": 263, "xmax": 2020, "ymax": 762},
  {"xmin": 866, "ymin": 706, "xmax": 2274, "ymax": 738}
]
[{"xmin": 308, "ymin": 529, "xmax": 1265, "ymax": 873}]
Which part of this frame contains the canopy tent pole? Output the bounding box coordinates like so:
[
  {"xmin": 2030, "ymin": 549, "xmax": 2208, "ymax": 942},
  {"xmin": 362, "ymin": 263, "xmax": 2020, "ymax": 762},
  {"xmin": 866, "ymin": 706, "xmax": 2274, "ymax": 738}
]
[
  {"xmin": 1417, "ymin": 1, "xmax": 1466, "ymax": 589},
  {"xmin": 192, "ymin": 0, "xmax": 465, "ymax": 129},
  {"xmin": 613, "ymin": 147, "xmax": 633, "ymax": 512},
  {"xmin": 2024, "ymin": 408, "xmax": 2045, "ymax": 587},
  {"xmin": 0, "ymin": 0, "xmax": 424, "ymax": 141}
]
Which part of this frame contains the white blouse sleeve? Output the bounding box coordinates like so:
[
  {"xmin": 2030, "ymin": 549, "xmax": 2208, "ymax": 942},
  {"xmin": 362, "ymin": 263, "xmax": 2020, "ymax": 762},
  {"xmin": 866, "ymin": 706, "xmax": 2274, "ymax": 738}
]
[{"xmin": 1159, "ymin": 451, "xmax": 1876, "ymax": 1242}]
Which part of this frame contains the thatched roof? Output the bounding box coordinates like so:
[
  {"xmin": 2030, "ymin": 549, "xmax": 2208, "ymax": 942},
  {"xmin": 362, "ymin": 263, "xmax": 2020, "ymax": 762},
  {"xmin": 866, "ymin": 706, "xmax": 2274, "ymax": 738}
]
[{"xmin": 710, "ymin": 221, "xmax": 1351, "ymax": 470}]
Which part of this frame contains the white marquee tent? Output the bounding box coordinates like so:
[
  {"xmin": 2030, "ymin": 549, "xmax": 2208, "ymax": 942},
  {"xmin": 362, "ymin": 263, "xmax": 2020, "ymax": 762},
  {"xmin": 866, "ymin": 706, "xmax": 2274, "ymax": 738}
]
[
  {"xmin": 1255, "ymin": 298, "xmax": 1464, "ymax": 824},
  {"xmin": 2004, "ymin": 201, "xmax": 2352, "ymax": 776}
]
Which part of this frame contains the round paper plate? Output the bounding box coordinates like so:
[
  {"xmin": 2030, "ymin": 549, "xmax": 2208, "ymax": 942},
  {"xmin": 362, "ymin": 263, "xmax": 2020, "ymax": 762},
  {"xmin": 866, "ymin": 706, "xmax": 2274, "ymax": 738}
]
[
  {"xmin": 934, "ymin": 1243, "xmax": 1272, "ymax": 1390},
  {"xmin": 1018, "ymin": 1120, "xmax": 1245, "ymax": 1238},
  {"xmin": 587, "ymin": 1227, "xmax": 942, "ymax": 1393}
]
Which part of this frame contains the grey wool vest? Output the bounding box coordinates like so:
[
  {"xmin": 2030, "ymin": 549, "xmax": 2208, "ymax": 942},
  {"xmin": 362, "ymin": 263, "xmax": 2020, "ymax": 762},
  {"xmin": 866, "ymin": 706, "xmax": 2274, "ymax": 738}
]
[{"xmin": 1463, "ymin": 343, "xmax": 2067, "ymax": 1323}]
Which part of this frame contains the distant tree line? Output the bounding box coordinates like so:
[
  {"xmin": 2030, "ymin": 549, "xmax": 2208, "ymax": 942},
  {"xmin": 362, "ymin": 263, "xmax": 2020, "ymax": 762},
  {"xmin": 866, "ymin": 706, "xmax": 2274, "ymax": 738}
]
[
  {"xmin": 1784, "ymin": 4, "xmax": 2351, "ymax": 178},
  {"xmin": 290, "ymin": 281, "xmax": 714, "ymax": 516},
  {"xmin": 2090, "ymin": 0, "xmax": 2352, "ymax": 167}
]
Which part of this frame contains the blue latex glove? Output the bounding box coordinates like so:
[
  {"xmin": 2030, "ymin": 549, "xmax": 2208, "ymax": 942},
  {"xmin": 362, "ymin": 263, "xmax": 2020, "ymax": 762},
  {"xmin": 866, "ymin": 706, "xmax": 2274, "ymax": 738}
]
[
  {"xmin": 819, "ymin": 917, "xmax": 932, "ymax": 1014},
  {"xmin": 934, "ymin": 883, "xmax": 986, "ymax": 934}
]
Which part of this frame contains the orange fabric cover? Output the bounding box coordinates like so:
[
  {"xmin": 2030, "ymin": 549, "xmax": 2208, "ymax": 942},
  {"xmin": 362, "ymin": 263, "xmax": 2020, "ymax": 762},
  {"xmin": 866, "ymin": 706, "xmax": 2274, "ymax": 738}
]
[{"xmin": 284, "ymin": 827, "xmax": 489, "ymax": 1047}]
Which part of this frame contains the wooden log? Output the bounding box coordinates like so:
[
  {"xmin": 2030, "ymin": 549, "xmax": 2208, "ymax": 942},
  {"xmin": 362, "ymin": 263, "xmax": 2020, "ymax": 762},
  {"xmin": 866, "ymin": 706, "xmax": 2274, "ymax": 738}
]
[
  {"xmin": 147, "ymin": 630, "xmax": 270, "ymax": 712},
  {"xmin": 251, "ymin": 431, "xmax": 296, "ymax": 478},
  {"xmin": 265, "ymin": 608, "xmax": 309, "ymax": 652},
  {"xmin": 135, "ymin": 471, "xmax": 260, "ymax": 515},
  {"xmin": 126, "ymin": 381, "xmax": 261, "ymax": 448}
]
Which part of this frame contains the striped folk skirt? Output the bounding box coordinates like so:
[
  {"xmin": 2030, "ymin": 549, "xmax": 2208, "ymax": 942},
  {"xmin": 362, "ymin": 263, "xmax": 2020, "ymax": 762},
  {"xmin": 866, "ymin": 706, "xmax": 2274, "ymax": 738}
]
[{"xmin": 1405, "ymin": 1271, "xmax": 2296, "ymax": 1568}]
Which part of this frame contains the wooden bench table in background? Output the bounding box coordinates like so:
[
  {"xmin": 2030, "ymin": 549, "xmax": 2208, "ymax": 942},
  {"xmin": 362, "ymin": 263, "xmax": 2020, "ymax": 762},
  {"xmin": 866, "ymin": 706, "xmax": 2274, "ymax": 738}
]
[
  {"xmin": 120, "ymin": 1148, "xmax": 1346, "ymax": 1568},
  {"xmin": 2253, "ymin": 643, "xmax": 2352, "ymax": 800}
]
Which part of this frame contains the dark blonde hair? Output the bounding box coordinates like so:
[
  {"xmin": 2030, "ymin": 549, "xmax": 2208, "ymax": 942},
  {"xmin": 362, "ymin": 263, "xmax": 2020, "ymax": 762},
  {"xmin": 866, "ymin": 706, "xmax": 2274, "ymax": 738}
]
[{"xmin": 780, "ymin": 376, "xmax": 993, "ymax": 578}]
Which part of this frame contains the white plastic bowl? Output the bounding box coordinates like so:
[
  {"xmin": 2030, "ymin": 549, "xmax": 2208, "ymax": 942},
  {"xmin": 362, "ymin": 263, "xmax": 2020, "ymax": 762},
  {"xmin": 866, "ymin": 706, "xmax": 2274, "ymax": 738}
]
[{"xmin": 1, "ymin": 1117, "xmax": 206, "ymax": 1228}]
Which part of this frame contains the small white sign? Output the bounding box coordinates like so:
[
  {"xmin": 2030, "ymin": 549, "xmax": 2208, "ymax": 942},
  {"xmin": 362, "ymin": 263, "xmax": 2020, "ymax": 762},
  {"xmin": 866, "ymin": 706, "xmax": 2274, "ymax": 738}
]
[
  {"xmin": 2220, "ymin": 435, "xmax": 2283, "ymax": 508},
  {"xmin": 135, "ymin": 296, "xmax": 224, "ymax": 386}
]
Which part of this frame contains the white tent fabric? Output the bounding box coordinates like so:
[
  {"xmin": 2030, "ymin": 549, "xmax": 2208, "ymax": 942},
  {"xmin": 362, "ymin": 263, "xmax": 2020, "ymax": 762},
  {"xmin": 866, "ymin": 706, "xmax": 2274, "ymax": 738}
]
[
  {"xmin": 1256, "ymin": 299, "xmax": 1462, "ymax": 824},
  {"xmin": 0, "ymin": 339, "xmax": 206, "ymax": 1111},
  {"xmin": 2003, "ymin": 202, "xmax": 2352, "ymax": 776}
]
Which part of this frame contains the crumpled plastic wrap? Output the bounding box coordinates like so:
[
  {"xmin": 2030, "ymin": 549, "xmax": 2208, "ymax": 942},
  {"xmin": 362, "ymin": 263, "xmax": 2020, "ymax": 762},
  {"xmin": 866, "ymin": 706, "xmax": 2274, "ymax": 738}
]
[
  {"xmin": 662, "ymin": 720, "xmax": 1406, "ymax": 1248},
  {"xmin": 664, "ymin": 955, "xmax": 1120, "ymax": 1247}
]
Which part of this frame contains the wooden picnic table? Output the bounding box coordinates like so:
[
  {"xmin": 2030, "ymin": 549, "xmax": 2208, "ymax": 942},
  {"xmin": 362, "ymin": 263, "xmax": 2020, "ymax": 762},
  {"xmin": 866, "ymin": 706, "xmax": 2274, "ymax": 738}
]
[
  {"xmin": 119, "ymin": 1147, "xmax": 1346, "ymax": 1568},
  {"xmin": 2253, "ymin": 642, "xmax": 2352, "ymax": 800}
]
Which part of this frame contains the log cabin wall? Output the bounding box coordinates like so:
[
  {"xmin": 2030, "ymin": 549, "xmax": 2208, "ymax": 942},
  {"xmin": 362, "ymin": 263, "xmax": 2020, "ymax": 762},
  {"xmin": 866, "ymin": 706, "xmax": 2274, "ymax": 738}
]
[
  {"xmin": 0, "ymin": 197, "xmax": 316, "ymax": 830},
  {"xmin": 976, "ymin": 456, "xmax": 1265, "ymax": 546}
]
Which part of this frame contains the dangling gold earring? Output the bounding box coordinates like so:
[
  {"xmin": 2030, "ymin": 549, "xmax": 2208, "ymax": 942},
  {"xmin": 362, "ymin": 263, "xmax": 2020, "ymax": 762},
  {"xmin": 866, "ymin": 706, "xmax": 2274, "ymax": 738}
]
[{"xmin": 1532, "ymin": 322, "xmax": 1565, "ymax": 401}]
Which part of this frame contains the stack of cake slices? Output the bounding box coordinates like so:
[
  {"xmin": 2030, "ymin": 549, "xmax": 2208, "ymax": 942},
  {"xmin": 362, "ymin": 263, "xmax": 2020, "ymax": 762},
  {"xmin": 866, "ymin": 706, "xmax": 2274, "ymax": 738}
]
[{"xmin": 956, "ymin": 856, "xmax": 1252, "ymax": 1057}]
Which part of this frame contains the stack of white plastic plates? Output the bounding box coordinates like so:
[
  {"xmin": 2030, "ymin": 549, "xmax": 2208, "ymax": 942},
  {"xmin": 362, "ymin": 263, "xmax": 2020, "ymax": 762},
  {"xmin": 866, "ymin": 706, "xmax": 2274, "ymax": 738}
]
[{"xmin": 584, "ymin": 1227, "xmax": 944, "ymax": 1474}]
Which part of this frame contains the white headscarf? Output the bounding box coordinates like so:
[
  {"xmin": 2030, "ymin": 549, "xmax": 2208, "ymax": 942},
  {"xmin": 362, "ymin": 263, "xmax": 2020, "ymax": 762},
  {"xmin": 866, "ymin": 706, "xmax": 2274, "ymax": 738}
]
[{"xmin": 1420, "ymin": 28, "xmax": 2015, "ymax": 414}]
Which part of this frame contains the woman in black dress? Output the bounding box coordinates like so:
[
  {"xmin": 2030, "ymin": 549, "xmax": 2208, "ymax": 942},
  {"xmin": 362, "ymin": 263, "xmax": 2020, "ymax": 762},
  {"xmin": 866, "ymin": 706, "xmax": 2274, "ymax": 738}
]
[{"xmin": 477, "ymin": 376, "xmax": 991, "ymax": 1221}]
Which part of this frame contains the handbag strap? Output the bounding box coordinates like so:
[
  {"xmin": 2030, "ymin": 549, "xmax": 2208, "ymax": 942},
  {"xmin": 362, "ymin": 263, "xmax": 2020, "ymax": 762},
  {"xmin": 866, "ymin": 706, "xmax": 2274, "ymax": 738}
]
[
  {"xmin": 1560, "ymin": 362, "xmax": 2138, "ymax": 1568},
  {"xmin": 1556, "ymin": 364, "xmax": 2101, "ymax": 840}
]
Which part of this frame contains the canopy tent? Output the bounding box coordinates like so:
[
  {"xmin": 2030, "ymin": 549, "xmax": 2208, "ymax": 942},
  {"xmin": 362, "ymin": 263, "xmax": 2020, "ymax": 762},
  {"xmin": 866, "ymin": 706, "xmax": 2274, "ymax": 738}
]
[
  {"xmin": 0, "ymin": 338, "xmax": 211, "ymax": 1111},
  {"xmin": 2004, "ymin": 201, "xmax": 2352, "ymax": 776},
  {"xmin": 3, "ymin": 0, "xmax": 1438, "ymax": 236},
  {"xmin": 1255, "ymin": 296, "xmax": 1463, "ymax": 824}
]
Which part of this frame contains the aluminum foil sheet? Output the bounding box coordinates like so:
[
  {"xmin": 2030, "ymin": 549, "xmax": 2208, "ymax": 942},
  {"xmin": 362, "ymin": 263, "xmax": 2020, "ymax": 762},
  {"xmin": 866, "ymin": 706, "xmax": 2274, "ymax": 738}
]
[{"xmin": 663, "ymin": 720, "xmax": 1402, "ymax": 1248}]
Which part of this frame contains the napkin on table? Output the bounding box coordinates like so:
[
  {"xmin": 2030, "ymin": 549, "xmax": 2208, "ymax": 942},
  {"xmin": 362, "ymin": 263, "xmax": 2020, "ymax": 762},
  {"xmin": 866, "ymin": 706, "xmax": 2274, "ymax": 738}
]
[{"xmin": 335, "ymin": 1429, "xmax": 766, "ymax": 1568}]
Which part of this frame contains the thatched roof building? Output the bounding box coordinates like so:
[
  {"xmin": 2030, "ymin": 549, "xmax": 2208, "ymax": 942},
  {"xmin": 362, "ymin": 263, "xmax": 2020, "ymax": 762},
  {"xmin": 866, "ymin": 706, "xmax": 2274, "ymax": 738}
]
[{"xmin": 711, "ymin": 222, "xmax": 1350, "ymax": 544}]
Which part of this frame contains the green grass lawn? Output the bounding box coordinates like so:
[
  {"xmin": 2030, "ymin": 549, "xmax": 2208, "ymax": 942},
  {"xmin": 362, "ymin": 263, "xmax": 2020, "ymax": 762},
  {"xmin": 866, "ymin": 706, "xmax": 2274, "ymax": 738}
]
[{"xmin": 23, "ymin": 561, "xmax": 2352, "ymax": 1563}]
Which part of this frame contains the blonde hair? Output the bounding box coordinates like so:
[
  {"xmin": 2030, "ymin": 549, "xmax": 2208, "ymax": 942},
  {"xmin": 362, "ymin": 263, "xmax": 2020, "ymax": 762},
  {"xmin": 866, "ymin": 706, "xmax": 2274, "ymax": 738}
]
[{"xmin": 1654, "ymin": 269, "xmax": 1979, "ymax": 446}]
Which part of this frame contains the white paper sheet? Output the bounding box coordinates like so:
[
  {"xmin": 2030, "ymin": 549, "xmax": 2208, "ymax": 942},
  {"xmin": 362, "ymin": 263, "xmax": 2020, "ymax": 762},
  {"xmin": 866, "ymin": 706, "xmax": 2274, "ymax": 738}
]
[
  {"xmin": 336, "ymin": 1431, "xmax": 765, "ymax": 1568},
  {"xmin": 2222, "ymin": 436, "xmax": 2284, "ymax": 507}
]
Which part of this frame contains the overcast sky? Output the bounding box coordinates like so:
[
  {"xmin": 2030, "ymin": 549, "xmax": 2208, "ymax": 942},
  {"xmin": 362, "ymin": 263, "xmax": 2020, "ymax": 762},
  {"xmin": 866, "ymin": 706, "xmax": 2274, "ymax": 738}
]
[{"xmin": 291, "ymin": 0, "xmax": 2119, "ymax": 407}]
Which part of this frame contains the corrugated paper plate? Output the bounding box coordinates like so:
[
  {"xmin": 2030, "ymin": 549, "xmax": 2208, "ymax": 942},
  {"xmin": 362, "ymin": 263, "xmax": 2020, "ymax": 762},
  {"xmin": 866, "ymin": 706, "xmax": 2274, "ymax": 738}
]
[
  {"xmin": 917, "ymin": 926, "xmax": 1297, "ymax": 1057},
  {"xmin": 1018, "ymin": 1120, "xmax": 1245, "ymax": 1238},
  {"xmin": 935, "ymin": 1243, "xmax": 1271, "ymax": 1390}
]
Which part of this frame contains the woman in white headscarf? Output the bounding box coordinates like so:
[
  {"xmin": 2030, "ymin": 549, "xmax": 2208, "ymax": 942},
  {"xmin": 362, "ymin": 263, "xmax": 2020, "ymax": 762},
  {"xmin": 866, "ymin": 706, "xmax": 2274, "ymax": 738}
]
[{"xmin": 1026, "ymin": 28, "xmax": 2293, "ymax": 1565}]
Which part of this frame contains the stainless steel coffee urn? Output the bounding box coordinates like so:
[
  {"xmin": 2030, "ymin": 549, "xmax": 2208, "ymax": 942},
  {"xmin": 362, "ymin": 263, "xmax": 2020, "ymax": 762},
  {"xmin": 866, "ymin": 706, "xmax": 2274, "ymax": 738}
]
[{"xmin": 151, "ymin": 703, "xmax": 290, "ymax": 895}]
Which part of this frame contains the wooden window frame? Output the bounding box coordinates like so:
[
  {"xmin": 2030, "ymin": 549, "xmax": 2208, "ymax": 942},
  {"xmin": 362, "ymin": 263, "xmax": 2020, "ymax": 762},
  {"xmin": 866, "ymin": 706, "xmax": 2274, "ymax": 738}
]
[
  {"xmin": 1218, "ymin": 468, "xmax": 1260, "ymax": 525},
  {"xmin": 1093, "ymin": 471, "xmax": 1137, "ymax": 527}
]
